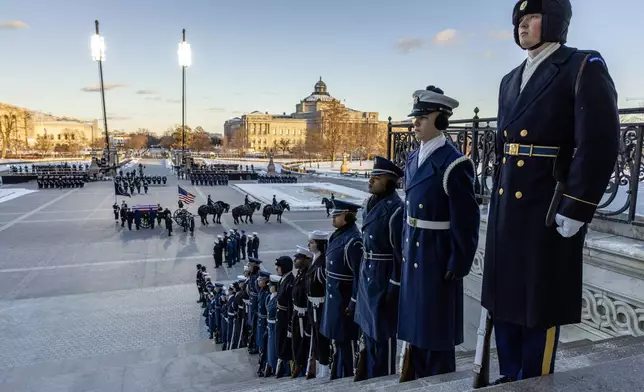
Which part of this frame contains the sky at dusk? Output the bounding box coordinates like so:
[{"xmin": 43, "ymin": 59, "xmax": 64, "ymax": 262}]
[{"xmin": 1, "ymin": 0, "xmax": 643, "ymax": 135}]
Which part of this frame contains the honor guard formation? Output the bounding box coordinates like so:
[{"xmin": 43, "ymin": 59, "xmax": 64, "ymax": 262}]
[
  {"xmin": 114, "ymin": 166, "xmax": 166, "ymax": 196},
  {"xmin": 189, "ymin": 172, "xmax": 229, "ymax": 186},
  {"xmin": 191, "ymin": 1, "xmax": 620, "ymax": 386},
  {"xmin": 257, "ymin": 175, "xmax": 298, "ymax": 184},
  {"xmin": 29, "ymin": 163, "xmax": 90, "ymax": 189}
]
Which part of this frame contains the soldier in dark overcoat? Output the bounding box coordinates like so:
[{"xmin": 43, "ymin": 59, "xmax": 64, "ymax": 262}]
[
  {"xmin": 321, "ymin": 199, "xmax": 364, "ymax": 379},
  {"xmin": 265, "ymin": 275, "xmax": 280, "ymax": 377},
  {"xmin": 246, "ymin": 258, "xmax": 261, "ymax": 354},
  {"xmin": 354, "ymin": 157, "xmax": 404, "ymax": 381},
  {"xmin": 252, "ymin": 233, "xmax": 260, "ymax": 258},
  {"xmin": 290, "ymin": 246, "xmax": 313, "ymax": 378},
  {"xmin": 213, "ymin": 283, "xmax": 225, "ymax": 344},
  {"xmin": 274, "ymin": 256, "xmax": 295, "ymax": 378},
  {"xmin": 398, "ymin": 86, "xmax": 480, "ymax": 381},
  {"xmin": 305, "ymin": 230, "xmax": 331, "ymax": 379},
  {"xmin": 213, "ymin": 235, "xmax": 223, "ymax": 268},
  {"xmin": 482, "ymin": 0, "xmax": 620, "ymax": 385},
  {"xmin": 255, "ymin": 271, "xmax": 271, "ymax": 376}
]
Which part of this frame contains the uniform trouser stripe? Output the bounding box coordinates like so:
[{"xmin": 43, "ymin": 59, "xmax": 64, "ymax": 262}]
[
  {"xmin": 541, "ymin": 326, "xmax": 557, "ymax": 376},
  {"xmin": 388, "ymin": 337, "xmax": 393, "ymax": 375}
]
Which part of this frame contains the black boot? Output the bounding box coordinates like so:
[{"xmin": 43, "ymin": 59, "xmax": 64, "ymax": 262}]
[{"xmin": 492, "ymin": 376, "xmax": 516, "ymax": 385}]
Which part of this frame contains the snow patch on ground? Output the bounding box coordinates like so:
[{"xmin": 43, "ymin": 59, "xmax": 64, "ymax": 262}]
[
  {"xmin": 231, "ymin": 182, "xmax": 370, "ymax": 211},
  {"xmin": 0, "ymin": 188, "xmax": 37, "ymax": 204}
]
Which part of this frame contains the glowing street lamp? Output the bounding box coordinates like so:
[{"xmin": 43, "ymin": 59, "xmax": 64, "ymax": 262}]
[
  {"xmin": 90, "ymin": 20, "xmax": 110, "ymax": 163},
  {"xmin": 178, "ymin": 29, "xmax": 191, "ymax": 164}
]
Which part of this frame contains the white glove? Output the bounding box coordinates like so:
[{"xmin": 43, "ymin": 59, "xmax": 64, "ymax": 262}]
[
  {"xmin": 486, "ymin": 205, "xmax": 491, "ymax": 221},
  {"xmin": 555, "ymin": 213, "xmax": 584, "ymax": 238},
  {"xmin": 287, "ymin": 331, "xmax": 292, "ymax": 338}
]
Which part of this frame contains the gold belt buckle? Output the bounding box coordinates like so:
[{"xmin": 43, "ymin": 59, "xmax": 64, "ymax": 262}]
[
  {"xmin": 409, "ymin": 217, "xmax": 417, "ymax": 227},
  {"xmin": 507, "ymin": 143, "xmax": 520, "ymax": 156}
]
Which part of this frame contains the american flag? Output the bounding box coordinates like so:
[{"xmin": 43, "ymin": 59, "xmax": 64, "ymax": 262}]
[{"xmin": 178, "ymin": 185, "xmax": 196, "ymax": 204}]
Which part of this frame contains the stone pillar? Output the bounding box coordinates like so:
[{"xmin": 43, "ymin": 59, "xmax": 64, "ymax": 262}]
[{"xmin": 267, "ymin": 152, "xmax": 276, "ymax": 175}]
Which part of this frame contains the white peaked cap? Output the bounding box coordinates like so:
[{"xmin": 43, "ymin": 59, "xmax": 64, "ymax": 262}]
[{"xmin": 308, "ymin": 230, "xmax": 329, "ymax": 240}]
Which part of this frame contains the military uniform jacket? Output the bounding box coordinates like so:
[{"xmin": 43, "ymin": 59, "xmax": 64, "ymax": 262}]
[
  {"xmin": 321, "ymin": 224, "xmax": 363, "ymax": 342},
  {"xmin": 248, "ymin": 273, "xmax": 259, "ymax": 314},
  {"xmin": 482, "ymin": 46, "xmax": 619, "ymax": 329},
  {"xmin": 306, "ymin": 253, "xmax": 326, "ymax": 300},
  {"xmin": 276, "ymin": 272, "xmax": 295, "ymax": 328},
  {"xmin": 399, "ymin": 142, "xmax": 480, "ymax": 351},
  {"xmin": 354, "ymin": 192, "xmax": 404, "ymax": 341}
]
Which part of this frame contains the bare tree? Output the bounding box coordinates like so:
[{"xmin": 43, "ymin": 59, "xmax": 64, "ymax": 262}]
[
  {"xmin": 0, "ymin": 106, "xmax": 19, "ymax": 158},
  {"xmin": 125, "ymin": 134, "xmax": 148, "ymax": 150},
  {"xmin": 320, "ymin": 99, "xmax": 349, "ymax": 164},
  {"xmin": 278, "ymin": 138, "xmax": 291, "ymax": 155},
  {"xmin": 34, "ymin": 133, "xmax": 54, "ymax": 155},
  {"xmin": 190, "ymin": 129, "xmax": 213, "ymax": 152}
]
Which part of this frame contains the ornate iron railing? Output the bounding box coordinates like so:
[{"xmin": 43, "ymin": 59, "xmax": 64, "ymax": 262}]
[{"xmin": 387, "ymin": 107, "xmax": 644, "ymax": 225}]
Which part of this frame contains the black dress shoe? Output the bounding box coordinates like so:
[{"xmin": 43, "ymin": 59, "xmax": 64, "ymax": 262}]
[{"xmin": 492, "ymin": 376, "xmax": 516, "ymax": 385}]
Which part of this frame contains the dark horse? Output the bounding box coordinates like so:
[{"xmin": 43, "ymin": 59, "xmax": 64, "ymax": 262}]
[
  {"xmin": 321, "ymin": 197, "xmax": 335, "ymax": 217},
  {"xmin": 197, "ymin": 201, "xmax": 230, "ymax": 225},
  {"xmin": 232, "ymin": 201, "xmax": 261, "ymax": 224},
  {"xmin": 263, "ymin": 200, "xmax": 290, "ymax": 223}
]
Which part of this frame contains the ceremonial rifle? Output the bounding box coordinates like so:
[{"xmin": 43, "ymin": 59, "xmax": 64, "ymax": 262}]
[{"xmin": 472, "ymin": 308, "xmax": 493, "ymax": 389}]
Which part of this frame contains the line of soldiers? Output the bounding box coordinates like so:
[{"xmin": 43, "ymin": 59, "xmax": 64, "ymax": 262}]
[
  {"xmin": 189, "ymin": 172, "xmax": 230, "ymax": 186},
  {"xmin": 257, "ymin": 175, "xmax": 297, "ymax": 184},
  {"xmin": 199, "ymin": 1, "xmax": 619, "ymax": 387},
  {"xmin": 212, "ymin": 230, "xmax": 260, "ymax": 268},
  {"xmin": 10, "ymin": 163, "xmax": 90, "ymax": 174},
  {"xmin": 37, "ymin": 174, "xmax": 87, "ymax": 188}
]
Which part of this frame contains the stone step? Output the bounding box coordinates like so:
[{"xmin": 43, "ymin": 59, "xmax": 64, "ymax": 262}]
[
  {"xmin": 0, "ymin": 337, "xmax": 223, "ymax": 384},
  {"xmin": 214, "ymin": 336, "xmax": 643, "ymax": 392},
  {"xmin": 0, "ymin": 346, "xmax": 256, "ymax": 392}
]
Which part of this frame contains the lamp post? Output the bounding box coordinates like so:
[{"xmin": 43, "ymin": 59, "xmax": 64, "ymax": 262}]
[
  {"xmin": 91, "ymin": 20, "xmax": 110, "ymax": 164},
  {"xmin": 178, "ymin": 29, "xmax": 192, "ymax": 168}
]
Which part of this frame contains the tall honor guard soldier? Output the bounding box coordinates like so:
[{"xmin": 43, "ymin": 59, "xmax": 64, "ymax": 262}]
[
  {"xmin": 398, "ymin": 86, "xmax": 480, "ymax": 381},
  {"xmin": 321, "ymin": 199, "xmax": 364, "ymax": 379},
  {"xmin": 354, "ymin": 156, "xmax": 404, "ymax": 381},
  {"xmin": 481, "ymin": 0, "xmax": 619, "ymax": 385}
]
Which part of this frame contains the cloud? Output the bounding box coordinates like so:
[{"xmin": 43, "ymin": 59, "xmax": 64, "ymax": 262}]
[
  {"xmin": 433, "ymin": 29, "xmax": 458, "ymax": 45},
  {"xmin": 166, "ymin": 99, "xmax": 181, "ymax": 103},
  {"xmin": 145, "ymin": 96, "xmax": 162, "ymax": 101},
  {"xmin": 394, "ymin": 37, "xmax": 426, "ymax": 54},
  {"xmin": 136, "ymin": 89, "xmax": 160, "ymax": 95},
  {"xmin": 81, "ymin": 83, "xmax": 127, "ymax": 92},
  {"xmin": 207, "ymin": 107, "xmax": 226, "ymax": 113},
  {"xmin": 491, "ymin": 30, "xmax": 513, "ymax": 40},
  {"xmin": 0, "ymin": 21, "xmax": 28, "ymax": 29}
]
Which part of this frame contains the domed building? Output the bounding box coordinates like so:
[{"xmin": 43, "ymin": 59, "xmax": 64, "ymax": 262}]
[{"xmin": 223, "ymin": 77, "xmax": 385, "ymax": 153}]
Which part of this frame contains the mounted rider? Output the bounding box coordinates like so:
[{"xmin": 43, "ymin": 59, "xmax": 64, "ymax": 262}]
[
  {"xmin": 272, "ymin": 195, "xmax": 278, "ymax": 209},
  {"xmin": 207, "ymin": 195, "xmax": 214, "ymax": 207}
]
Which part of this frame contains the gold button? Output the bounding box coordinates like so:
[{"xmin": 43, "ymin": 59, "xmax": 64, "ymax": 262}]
[
  {"xmin": 503, "ymin": 157, "xmax": 507, "ymax": 164},
  {"xmin": 503, "ymin": 130, "xmax": 508, "ymax": 137},
  {"xmin": 416, "ymin": 242, "xmax": 420, "ymax": 247},
  {"xmin": 414, "ymin": 263, "xmax": 418, "ymax": 268},
  {"xmin": 499, "ymin": 188, "xmax": 504, "ymax": 195},
  {"xmin": 515, "ymin": 191, "xmax": 523, "ymax": 199},
  {"xmin": 419, "ymin": 204, "xmax": 423, "ymax": 209},
  {"xmin": 517, "ymin": 160, "xmax": 524, "ymax": 167},
  {"xmin": 520, "ymin": 129, "xmax": 528, "ymax": 137}
]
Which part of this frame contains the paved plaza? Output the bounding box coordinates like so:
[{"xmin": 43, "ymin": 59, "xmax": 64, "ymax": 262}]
[{"xmin": 0, "ymin": 159, "xmax": 489, "ymax": 381}]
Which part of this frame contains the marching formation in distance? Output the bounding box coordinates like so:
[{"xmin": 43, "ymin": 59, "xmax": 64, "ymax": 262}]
[{"xmin": 196, "ymin": 0, "xmax": 619, "ymax": 387}]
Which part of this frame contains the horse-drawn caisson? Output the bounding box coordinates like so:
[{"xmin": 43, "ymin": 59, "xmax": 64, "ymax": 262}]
[{"xmin": 173, "ymin": 208, "xmax": 195, "ymax": 234}]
